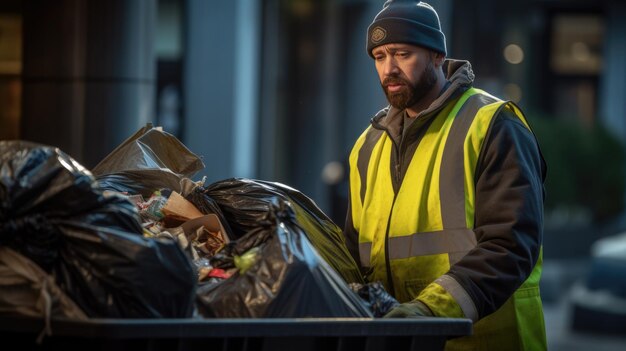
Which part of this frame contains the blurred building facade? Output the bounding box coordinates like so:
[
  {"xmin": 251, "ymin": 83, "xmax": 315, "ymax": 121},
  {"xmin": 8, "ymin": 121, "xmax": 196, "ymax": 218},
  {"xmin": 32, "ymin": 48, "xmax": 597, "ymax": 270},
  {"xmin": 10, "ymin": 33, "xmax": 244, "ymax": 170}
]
[{"xmin": 1, "ymin": 0, "xmax": 626, "ymax": 243}]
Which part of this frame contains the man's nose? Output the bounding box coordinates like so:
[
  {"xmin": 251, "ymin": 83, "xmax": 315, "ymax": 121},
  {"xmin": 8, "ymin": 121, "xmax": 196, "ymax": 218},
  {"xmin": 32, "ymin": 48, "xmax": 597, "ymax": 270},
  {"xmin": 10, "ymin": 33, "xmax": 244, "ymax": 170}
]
[{"xmin": 383, "ymin": 58, "xmax": 400, "ymax": 77}]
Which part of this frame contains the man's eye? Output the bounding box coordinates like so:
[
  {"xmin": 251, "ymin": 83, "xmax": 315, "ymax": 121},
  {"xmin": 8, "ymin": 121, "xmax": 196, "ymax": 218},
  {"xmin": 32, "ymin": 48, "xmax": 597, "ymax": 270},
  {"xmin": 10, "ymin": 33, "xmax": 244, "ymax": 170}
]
[{"xmin": 397, "ymin": 52, "xmax": 409, "ymax": 58}]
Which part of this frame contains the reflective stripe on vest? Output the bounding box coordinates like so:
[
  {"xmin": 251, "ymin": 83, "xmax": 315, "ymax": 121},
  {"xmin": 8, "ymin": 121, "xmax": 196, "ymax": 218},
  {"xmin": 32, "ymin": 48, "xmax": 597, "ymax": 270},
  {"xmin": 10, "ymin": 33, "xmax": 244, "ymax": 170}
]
[{"xmin": 358, "ymin": 228, "xmax": 476, "ymax": 267}]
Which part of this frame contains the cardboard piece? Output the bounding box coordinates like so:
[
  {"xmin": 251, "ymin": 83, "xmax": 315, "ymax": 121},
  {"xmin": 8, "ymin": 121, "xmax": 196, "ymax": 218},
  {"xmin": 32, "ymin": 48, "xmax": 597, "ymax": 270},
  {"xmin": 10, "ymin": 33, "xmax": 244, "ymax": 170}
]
[
  {"xmin": 180, "ymin": 214, "xmax": 229, "ymax": 243},
  {"xmin": 177, "ymin": 214, "xmax": 230, "ymax": 257},
  {"xmin": 161, "ymin": 191, "xmax": 204, "ymax": 222}
]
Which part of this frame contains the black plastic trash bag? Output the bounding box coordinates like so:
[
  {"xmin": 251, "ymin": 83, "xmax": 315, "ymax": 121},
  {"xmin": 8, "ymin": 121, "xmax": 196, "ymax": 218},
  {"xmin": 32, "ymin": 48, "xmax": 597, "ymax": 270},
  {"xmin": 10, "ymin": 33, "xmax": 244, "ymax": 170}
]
[
  {"xmin": 202, "ymin": 178, "xmax": 364, "ymax": 284},
  {"xmin": 196, "ymin": 200, "xmax": 372, "ymax": 318},
  {"xmin": 96, "ymin": 169, "xmax": 185, "ymax": 198},
  {"xmin": 0, "ymin": 246, "xmax": 87, "ymax": 320},
  {"xmin": 92, "ymin": 124, "xmax": 204, "ymax": 198},
  {"xmin": 349, "ymin": 282, "xmax": 400, "ymax": 318},
  {"xmin": 0, "ymin": 141, "xmax": 196, "ymax": 318}
]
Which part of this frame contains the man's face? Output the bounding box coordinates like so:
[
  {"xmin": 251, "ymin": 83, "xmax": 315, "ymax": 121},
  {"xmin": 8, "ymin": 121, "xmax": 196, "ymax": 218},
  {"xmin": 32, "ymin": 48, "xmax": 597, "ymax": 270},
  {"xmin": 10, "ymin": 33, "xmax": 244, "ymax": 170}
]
[{"xmin": 372, "ymin": 44, "xmax": 437, "ymax": 110}]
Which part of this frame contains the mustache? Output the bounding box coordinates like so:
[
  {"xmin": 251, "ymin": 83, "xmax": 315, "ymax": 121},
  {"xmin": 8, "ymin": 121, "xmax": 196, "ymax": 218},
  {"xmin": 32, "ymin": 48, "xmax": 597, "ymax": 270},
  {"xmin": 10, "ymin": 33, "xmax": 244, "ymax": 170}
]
[{"xmin": 382, "ymin": 76, "xmax": 409, "ymax": 87}]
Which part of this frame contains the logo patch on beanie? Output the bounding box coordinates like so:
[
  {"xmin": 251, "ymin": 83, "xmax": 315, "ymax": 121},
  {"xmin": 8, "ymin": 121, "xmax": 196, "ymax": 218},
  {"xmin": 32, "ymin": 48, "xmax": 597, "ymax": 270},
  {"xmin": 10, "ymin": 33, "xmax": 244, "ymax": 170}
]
[{"xmin": 371, "ymin": 26, "xmax": 386, "ymax": 44}]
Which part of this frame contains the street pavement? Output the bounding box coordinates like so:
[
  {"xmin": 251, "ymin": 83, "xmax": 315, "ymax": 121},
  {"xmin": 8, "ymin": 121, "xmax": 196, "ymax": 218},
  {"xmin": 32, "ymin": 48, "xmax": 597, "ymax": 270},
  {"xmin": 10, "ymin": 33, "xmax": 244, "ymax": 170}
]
[
  {"xmin": 542, "ymin": 259, "xmax": 626, "ymax": 351},
  {"xmin": 544, "ymin": 299, "xmax": 626, "ymax": 351}
]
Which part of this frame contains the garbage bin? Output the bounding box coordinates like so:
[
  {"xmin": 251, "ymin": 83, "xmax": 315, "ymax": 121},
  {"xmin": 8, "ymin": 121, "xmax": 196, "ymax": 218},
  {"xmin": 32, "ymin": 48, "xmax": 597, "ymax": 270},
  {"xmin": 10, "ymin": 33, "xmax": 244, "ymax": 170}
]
[
  {"xmin": 0, "ymin": 315, "xmax": 472, "ymax": 351},
  {"xmin": 0, "ymin": 136, "xmax": 473, "ymax": 350}
]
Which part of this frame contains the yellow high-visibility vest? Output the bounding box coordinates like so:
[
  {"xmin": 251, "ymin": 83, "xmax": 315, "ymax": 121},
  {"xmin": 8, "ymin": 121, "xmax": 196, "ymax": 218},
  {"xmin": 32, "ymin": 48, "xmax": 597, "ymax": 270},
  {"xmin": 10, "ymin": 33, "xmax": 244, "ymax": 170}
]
[{"xmin": 349, "ymin": 87, "xmax": 546, "ymax": 350}]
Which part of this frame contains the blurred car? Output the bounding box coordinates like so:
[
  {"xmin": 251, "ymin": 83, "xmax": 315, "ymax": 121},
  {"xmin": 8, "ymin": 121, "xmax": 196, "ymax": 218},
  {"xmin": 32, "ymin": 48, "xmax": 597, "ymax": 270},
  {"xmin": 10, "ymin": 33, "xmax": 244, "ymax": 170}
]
[{"xmin": 570, "ymin": 231, "xmax": 626, "ymax": 335}]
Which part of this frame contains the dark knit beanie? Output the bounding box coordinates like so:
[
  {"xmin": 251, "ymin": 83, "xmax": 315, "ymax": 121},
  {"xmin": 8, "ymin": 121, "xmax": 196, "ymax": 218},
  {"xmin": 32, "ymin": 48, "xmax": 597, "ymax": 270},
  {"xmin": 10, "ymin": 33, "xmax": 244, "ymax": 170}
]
[{"xmin": 366, "ymin": 0, "xmax": 447, "ymax": 57}]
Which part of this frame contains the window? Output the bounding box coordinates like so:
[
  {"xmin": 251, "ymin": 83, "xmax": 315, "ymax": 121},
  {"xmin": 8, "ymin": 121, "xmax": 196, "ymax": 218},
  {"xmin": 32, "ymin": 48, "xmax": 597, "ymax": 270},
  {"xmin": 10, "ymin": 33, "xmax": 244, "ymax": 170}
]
[{"xmin": 551, "ymin": 14, "xmax": 604, "ymax": 75}]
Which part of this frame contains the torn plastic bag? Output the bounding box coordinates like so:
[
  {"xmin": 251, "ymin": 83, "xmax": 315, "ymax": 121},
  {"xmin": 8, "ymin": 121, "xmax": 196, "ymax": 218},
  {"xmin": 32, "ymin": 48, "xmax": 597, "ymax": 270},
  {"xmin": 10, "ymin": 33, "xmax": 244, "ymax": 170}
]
[
  {"xmin": 201, "ymin": 178, "xmax": 364, "ymax": 284},
  {"xmin": 92, "ymin": 123, "xmax": 204, "ymax": 177},
  {"xmin": 92, "ymin": 124, "xmax": 205, "ymax": 198},
  {"xmin": 0, "ymin": 141, "xmax": 196, "ymax": 318},
  {"xmin": 196, "ymin": 199, "xmax": 372, "ymax": 318}
]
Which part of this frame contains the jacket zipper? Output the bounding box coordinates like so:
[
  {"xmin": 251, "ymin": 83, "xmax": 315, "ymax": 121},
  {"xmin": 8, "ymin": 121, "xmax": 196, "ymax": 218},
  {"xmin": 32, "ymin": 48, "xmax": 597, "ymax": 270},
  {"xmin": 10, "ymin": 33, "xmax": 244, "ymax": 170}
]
[
  {"xmin": 385, "ymin": 139, "xmax": 402, "ymax": 297},
  {"xmin": 384, "ymin": 192, "xmax": 399, "ymax": 297},
  {"xmin": 372, "ymin": 118, "xmax": 406, "ymax": 297}
]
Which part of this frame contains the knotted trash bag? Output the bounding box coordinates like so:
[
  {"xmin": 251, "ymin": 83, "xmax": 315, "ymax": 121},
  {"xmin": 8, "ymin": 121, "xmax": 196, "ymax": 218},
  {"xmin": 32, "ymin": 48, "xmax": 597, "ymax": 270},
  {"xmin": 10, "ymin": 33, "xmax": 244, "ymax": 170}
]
[
  {"xmin": 196, "ymin": 199, "xmax": 372, "ymax": 318},
  {"xmin": 0, "ymin": 141, "xmax": 196, "ymax": 318},
  {"xmin": 200, "ymin": 178, "xmax": 364, "ymax": 284}
]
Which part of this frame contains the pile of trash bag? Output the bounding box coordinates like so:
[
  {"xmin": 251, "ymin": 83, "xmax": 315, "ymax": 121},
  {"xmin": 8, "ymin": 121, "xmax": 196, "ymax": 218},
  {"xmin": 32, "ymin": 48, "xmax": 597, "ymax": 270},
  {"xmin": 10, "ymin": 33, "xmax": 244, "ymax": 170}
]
[
  {"xmin": 1, "ymin": 124, "xmax": 391, "ymax": 320},
  {"xmin": 0, "ymin": 141, "xmax": 196, "ymax": 318}
]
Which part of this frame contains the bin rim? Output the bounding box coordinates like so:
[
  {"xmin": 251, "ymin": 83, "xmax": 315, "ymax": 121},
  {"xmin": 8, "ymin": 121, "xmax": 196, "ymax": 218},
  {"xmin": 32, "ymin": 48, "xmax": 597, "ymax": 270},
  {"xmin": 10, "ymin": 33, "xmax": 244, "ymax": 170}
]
[{"xmin": 0, "ymin": 315, "xmax": 472, "ymax": 339}]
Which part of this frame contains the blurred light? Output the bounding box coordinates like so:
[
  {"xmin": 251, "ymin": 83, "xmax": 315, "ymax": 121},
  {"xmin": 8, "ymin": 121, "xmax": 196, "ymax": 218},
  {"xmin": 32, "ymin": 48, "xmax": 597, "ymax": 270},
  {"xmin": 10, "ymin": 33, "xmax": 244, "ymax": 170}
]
[
  {"xmin": 321, "ymin": 161, "xmax": 344, "ymax": 185},
  {"xmin": 571, "ymin": 42, "xmax": 590, "ymax": 62},
  {"xmin": 503, "ymin": 44, "xmax": 524, "ymax": 64},
  {"xmin": 291, "ymin": 0, "xmax": 314, "ymax": 18},
  {"xmin": 503, "ymin": 83, "xmax": 522, "ymax": 103}
]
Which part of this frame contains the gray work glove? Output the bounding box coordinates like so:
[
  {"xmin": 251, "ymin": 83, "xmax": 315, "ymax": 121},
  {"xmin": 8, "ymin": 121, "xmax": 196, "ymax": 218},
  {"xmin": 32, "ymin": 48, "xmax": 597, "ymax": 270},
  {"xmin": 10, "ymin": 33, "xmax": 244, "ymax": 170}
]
[{"xmin": 382, "ymin": 300, "xmax": 434, "ymax": 318}]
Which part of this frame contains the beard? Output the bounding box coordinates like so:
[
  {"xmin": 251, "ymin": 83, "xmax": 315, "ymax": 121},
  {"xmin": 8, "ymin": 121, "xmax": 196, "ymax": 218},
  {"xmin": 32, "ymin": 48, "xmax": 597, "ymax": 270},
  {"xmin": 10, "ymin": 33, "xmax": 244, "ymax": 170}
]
[{"xmin": 381, "ymin": 60, "xmax": 437, "ymax": 110}]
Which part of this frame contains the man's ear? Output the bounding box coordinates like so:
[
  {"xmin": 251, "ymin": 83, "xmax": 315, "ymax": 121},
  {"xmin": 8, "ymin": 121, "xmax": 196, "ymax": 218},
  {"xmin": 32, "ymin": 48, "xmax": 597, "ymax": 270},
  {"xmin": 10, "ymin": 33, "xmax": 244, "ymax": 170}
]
[{"xmin": 432, "ymin": 52, "xmax": 446, "ymax": 67}]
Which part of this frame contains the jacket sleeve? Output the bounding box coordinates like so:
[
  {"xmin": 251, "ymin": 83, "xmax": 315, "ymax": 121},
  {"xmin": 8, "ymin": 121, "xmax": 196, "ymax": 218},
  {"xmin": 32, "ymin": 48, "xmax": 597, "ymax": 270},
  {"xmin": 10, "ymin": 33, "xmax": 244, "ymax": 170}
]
[{"xmin": 417, "ymin": 107, "xmax": 547, "ymax": 320}]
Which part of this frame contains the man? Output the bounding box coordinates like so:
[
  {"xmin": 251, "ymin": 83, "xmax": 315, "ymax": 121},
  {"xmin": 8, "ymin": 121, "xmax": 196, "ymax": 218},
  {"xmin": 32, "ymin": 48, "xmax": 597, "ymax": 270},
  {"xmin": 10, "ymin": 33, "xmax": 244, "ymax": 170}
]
[{"xmin": 343, "ymin": 1, "xmax": 547, "ymax": 350}]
